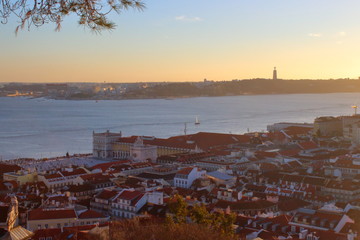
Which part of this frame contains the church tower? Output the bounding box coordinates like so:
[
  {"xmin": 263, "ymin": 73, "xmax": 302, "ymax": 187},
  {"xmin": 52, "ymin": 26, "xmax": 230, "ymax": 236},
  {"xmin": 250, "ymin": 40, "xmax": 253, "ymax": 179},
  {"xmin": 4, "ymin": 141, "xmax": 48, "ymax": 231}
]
[{"xmin": 273, "ymin": 67, "xmax": 277, "ymax": 80}]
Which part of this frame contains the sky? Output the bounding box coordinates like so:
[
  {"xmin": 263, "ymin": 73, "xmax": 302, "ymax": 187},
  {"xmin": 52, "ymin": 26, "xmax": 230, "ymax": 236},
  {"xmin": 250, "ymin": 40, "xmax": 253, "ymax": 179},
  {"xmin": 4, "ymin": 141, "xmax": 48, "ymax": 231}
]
[{"xmin": 1, "ymin": 0, "xmax": 360, "ymax": 83}]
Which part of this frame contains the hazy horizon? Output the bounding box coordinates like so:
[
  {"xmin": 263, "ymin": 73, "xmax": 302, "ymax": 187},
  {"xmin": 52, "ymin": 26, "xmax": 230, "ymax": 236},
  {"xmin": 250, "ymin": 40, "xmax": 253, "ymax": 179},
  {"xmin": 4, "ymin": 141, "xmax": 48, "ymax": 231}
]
[
  {"xmin": 2, "ymin": 77, "xmax": 360, "ymax": 85},
  {"xmin": 2, "ymin": 0, "xmax": 360, "ymax": 83}
]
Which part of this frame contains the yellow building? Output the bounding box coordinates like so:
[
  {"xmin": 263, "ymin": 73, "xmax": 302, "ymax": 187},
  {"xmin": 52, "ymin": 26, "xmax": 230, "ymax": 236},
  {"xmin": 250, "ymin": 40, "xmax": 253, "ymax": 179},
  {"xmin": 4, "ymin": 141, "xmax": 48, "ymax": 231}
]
[
  {"xmin": 3, "ymin": 171, "xmax": 37, "ymax": 186},
  {"xmin": 94, "ymin": 132, "xmax": 190, "ymax": 160}
]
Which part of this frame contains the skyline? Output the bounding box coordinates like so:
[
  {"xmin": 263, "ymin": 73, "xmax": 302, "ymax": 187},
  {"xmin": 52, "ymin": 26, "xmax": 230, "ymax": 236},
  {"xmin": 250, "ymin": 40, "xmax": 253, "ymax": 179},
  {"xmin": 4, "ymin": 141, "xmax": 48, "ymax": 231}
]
[{"xmin": 2, "ymin": 0, "xmax": 360, "ymax": 83}]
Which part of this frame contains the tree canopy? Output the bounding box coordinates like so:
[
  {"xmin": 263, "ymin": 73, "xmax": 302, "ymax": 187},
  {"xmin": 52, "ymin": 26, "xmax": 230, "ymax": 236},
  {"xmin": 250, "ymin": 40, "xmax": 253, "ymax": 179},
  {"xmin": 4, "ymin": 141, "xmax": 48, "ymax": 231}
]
[
  {"xmin": 167, "ymin": 194, "xmax": 236, "ymax": 236},
  {"xmin": 0, "ymin": 0, "xmax": 145, "ymax": 33}
]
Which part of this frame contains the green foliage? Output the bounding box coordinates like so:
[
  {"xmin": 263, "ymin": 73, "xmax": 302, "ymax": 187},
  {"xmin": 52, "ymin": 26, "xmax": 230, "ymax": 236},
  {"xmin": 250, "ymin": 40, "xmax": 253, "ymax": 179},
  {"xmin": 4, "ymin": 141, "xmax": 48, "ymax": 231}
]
[
  {"xmin": 168, "ymin": 194, "xmax": 188, "ymax": 223},
  {"xmin": 168, "ymin": 195, "xmax": 236, "ymax": 236},
  {"xmin": 211, "ymin": 212, "xmax": 236, "ymax": 236},
  {"xmin": 190, "ymin": 204, "xmax": 212, "ymax": 226},
  {"xmin": 110, "ymin": 195, "xmax": 237, "ymax": 239},
  {"xmin": 111, "ymin": 219, "xmax": 236, "ymax": 240},
  {"xmin": 0, "ymin": 0, "xmax": 145, "ymax": 33},
  {"xmin": 165, "ymin": 213, "xmax": 175, "ymax": 225}
]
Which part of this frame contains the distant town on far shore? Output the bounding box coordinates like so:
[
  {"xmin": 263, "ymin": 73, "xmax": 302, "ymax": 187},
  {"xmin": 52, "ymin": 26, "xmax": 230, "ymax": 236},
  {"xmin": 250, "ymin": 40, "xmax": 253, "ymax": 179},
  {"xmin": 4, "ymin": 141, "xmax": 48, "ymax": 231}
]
[{"xmin": 2, "ymin": 76, "xmax": 360, "ymax": 100}]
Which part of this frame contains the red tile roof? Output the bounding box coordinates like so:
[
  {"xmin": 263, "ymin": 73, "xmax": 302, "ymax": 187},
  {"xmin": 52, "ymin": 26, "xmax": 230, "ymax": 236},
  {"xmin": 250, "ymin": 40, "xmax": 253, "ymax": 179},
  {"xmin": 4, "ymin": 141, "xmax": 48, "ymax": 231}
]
[
  {"xmin": 91, "ymin": 160, "xmax": 131, "ymax": 172},
  {"xmin": 270, "ymin": 214, "xmax": 292, "ymax": 225},
  {"xmin": 0, "ymin": 164, "xmax": 22, "ymax": 176},
  {"xmin": 259, "ymin": 163, "xmax": 278, "ymax": 171},
  {"xmin": 284, "ymin": 126, "xmax": 313, "ymax": 136},
  {"xmin": 215, "ymin": 200, "xmax": 277, "ymax": 210},
  {"xmin": 333, "ymin": 158, "xmax": 360, "ymax": 170},
  {"xmin": 197, "ymin": 160, "xmax": 232, "ymax": 166},
  {"xmin": 118, "ymin": 132, "xmax": 251, "ymax": 151},
  {"xmin": 314, "ymin": 210, "xmax": 343, "ymax": 222},
  {"xmin": 258, "ymin": 230, "xmax": 285, "ymax": 239},
  {"xmin": 33, "ymin": 224, "xmax": 109, "ymax": 240},
  {"xmin": 78, "ymin": 210, "xmax": 106, "ymax": 219},
  {"xmin": 80, "ymin": 172, "xmax": 104, "ymax": 180},
  {"xmin": 176, "ymin": 167, "xmax": 194, "ymax": 176},
  {"xmin": 118, "ymin": 190, "xmax": 142, "ymax": 200},
  {"xmin": 255, "ymin": 151, "xmax": 279, "ymax": 159},
  {"xmin": 33, "ymin": 228, "xmax": 62, "ymax": 240},
  {"xmin": 46, "ymin": 195, "xmax": 69, "ymax": 203},
  {"xmin": 28, "ymin": 208, "xmax": 76, "ymax": 220},
  {"xmin": 80, "ymin": 173, "xmax": 113, "ymax": 184},
  {"xmin": 4, "ymin": 180, "xmax": 18, "ymax": 189},
  {"xmin": 115, "ymin": 190, "xmax": 145, "ymax": 206},
  {"xmin": 279, "ymin": 149, "xmax": 301, "ymax": 157},
  {"xmin": 278, "ymin": 199, "xmax": 310, "ymax": 212},
  {"xmin": 0, "ymin": 182, "xmax": 8, "ymax": 191},
  {"xmin": 325, "ymin": 180, "xmax": 360, "ymax": 191},
  {"xmin": 298, "ymin": 141, "xmax": 318, "ymax": 150},
  {"xmin": 267, "ymin": 131, "xmax": 288, "ymax": 142},
  {"xmin": 340, "ymin": 222, "xmax": 360, "ymax": 234},
  {"xmin": 172, "ymin": 132, "xmax": 251, "ymax": 150},
  {"xmin": 44, "ymin": 173, "xmax": 62, "ymax": 179},
  {"xmin": 61, "ymin": 168, "xmax": 88, "ymax": 177},
  {"xmin": 96, "ymin": 189, "xmax": 119, "ymax": 200}
]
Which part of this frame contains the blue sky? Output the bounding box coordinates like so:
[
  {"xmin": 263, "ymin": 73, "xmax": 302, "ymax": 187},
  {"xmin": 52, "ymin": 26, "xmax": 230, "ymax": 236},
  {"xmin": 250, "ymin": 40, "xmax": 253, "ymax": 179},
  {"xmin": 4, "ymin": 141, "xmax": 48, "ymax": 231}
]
[{"xmin": 1, "ymin": 0, "xmax": 360, "ymax": 82}]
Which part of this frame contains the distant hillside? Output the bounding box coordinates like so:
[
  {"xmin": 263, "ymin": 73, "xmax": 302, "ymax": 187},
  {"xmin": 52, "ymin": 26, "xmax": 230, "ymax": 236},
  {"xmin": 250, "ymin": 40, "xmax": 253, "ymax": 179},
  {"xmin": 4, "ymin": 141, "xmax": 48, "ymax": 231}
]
[
  {"xmin": 123, "ymin": 79, "xmax": 360, "ymax": 99},
  {"xmin": 2, "ymin": 79, "xmax": 360, "ymax": 100}
]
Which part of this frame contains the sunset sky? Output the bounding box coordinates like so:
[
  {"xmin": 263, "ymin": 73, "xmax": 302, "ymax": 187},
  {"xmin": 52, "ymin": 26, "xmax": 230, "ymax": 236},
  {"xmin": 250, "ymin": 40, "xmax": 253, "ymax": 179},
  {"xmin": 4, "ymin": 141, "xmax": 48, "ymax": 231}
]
[{"xmin": 2, "ymin": 0, "xmax": 360, "ymax": 83}]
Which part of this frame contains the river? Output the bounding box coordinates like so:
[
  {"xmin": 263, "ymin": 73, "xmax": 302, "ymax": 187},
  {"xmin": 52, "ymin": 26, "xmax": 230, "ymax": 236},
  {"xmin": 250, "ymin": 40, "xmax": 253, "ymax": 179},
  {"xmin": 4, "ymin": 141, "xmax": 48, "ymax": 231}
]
[{"xmin": 0, "ymin": 93, "xmax": 359, "ymax": 160}]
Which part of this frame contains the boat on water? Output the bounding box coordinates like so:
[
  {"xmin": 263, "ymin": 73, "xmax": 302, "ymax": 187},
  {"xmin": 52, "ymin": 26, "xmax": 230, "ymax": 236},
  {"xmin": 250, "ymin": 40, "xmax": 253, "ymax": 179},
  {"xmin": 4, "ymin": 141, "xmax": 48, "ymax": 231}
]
[{"xmin": 195, "ymin": 116, "xmax": 200, "ymax": 125}]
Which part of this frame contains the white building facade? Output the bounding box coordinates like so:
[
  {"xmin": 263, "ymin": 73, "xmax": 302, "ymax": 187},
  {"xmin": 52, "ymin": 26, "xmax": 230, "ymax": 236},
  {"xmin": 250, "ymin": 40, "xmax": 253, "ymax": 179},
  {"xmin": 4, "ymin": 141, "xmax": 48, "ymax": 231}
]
[{"xmin": 174, "ymin": 167, "xmax": 206, "ymax": 188}]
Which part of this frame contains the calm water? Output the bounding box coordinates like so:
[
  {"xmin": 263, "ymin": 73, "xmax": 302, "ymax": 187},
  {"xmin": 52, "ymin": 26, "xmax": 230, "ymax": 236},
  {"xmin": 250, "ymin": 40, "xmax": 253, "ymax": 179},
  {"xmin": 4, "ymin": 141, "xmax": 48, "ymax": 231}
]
[{"xmin": 0, "ymin": 93, "xmax": 359, "ymax": 160}]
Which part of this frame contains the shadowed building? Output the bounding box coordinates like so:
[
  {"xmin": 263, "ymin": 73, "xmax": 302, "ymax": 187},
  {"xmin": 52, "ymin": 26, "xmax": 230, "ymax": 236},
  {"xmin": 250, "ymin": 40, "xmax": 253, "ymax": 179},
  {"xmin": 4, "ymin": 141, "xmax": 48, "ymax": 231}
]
[{"xmin": 314, "ymin": 116, "xmax": 342, "ymax": 137}]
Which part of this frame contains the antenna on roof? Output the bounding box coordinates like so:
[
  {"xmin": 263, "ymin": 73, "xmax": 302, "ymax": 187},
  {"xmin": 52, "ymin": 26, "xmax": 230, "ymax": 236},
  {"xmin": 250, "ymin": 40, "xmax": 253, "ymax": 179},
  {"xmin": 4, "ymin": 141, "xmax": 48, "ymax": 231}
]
[{"xmin": 184, "ymin": 122, "xmax": 187, "ymax": 136}]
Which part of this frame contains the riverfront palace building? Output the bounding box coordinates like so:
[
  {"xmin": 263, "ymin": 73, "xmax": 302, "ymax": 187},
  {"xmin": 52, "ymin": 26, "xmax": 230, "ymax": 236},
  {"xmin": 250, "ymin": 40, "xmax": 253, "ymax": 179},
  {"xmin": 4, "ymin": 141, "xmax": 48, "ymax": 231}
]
[
  {"xmin": 93, "ymin": 130, "xmax": 193, "ymax": 162},
  {"xmin": 93, "ymin": 130, "xmax": 251, "ymax": 162}
]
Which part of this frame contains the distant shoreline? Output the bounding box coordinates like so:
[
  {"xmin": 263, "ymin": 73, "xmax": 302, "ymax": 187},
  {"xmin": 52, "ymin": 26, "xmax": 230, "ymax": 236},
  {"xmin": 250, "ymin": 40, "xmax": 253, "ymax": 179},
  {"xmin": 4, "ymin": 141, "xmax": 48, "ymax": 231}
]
[
  {"xmin": 2, "ymin": 79, "xmax": 360, "ymax": 101},
  {"xmin": 2, "ymin": 90, "xmax": 360, "ymax": 101}
]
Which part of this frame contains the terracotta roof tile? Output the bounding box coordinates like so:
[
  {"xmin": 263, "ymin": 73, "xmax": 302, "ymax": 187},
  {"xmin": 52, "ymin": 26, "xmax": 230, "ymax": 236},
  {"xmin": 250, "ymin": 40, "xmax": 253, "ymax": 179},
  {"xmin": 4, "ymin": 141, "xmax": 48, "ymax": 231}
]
[
  {"xmin": 118, "ymin": 132, "xmax": 251, "ymax": 151},
  {"xmin": 91, "ymin": 160, "xmax": 131, "ymax": 172},
  {"xmin": 61, "ymin": 168, "xmax": 87, "ymax": 177},
  {"xmin": 176, "ymin": 167, "xmax": 194, "ymax": 176},
  {"xmin": 215, "ymin": 200, "xmax": 276, "ymax": 210},
  {"xmin": 78, "ymin": 210, "xmax": 106, "ymax": 219},
  {"xmin": 28, "ymin": 208, "xmax": 76, "ymax": 220},
  {"xmin": 95, "ymin": 189, "xmax": 119, "ymax": 200},
  {"xmin": 298, "ymin": 141, "xmax": 318, "ymax": 150},
  {"xmin": 44, "ymin": 173, "xmax": 62, "ymax": 179},
  {"xmin": 284, "ymin": 126, "xmax": 313, "ymax": 136}
]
